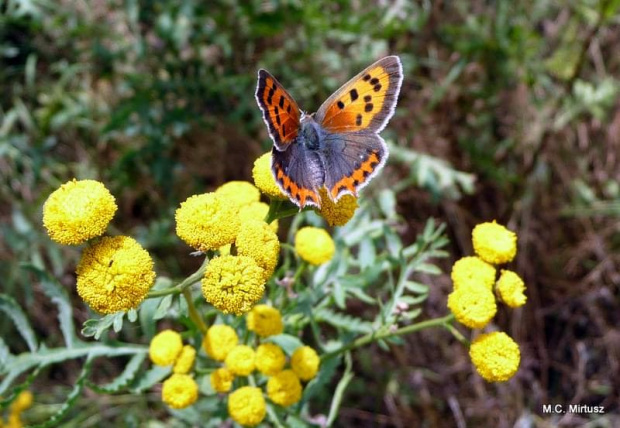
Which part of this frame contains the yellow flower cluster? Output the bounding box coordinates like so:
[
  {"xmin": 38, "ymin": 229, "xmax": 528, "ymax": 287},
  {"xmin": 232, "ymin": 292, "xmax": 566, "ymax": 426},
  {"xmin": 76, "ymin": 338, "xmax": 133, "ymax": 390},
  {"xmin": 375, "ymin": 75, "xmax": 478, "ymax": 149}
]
[
  {"xmin": 446, "ymin": 221, "xmax": 525, "ymax": 382},
  {"xmin": 3, "ymin": 390, "xmax": 33, "ymax": 428},
  {"xmin": 149, "ymin": 330, "xmax": 199, "ymax": 409},
  {"xmin": 205, "ymin": 308, "xmax": 320, "ymax": 426},
  {"xmin": 295, "ymin": 226, "xmax": 335, "ymax": 265}
]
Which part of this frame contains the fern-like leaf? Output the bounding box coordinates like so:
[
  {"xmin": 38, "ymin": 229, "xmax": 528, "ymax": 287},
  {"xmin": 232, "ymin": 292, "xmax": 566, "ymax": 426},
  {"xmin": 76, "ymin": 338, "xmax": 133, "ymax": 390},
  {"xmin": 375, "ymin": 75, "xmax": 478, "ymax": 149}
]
[
  {"xmin": 314, "ymin": 308, "xmax": 373, "ymax": 333},
  {"xmin": 88, "ymin": 352, "xmax": 147, "ymax": 394},
  {"xmin": 0, "ymin": 294, "xmax": 38, "ymax": 352}
]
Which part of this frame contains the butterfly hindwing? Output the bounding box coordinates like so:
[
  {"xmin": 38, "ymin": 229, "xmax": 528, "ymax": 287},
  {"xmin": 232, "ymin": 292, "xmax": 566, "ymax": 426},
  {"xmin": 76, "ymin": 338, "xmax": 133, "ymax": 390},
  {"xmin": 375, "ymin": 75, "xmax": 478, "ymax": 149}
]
[
  {"xmin": 320, "ymin": 131, "xmax": 388, "ymax": 201},
  {"xmin": 315, "ymin": 56, "xmax": 403, "ymax": 134},
  {"xmin": 256, "ymin": 70, "xmax": 301, "ymax": 150},
  {"xmin": 271, "ymin": 143, "xmax": 324, "ymax": 208}
]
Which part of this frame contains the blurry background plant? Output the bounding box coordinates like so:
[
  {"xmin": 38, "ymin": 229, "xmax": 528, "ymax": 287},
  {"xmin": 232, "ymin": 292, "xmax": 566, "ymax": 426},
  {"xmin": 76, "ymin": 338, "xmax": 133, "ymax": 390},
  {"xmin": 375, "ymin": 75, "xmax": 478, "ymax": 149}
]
[{"xmin": 1, "ymin": 0, "xmax": 619, "ymax": 426}]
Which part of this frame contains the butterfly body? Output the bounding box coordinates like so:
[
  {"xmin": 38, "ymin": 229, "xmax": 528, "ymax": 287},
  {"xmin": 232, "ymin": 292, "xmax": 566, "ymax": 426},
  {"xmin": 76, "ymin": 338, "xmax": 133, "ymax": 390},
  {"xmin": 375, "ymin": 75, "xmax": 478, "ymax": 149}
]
[{"xmin": 256, "ymin": 56, "xmax": 403, "ymax": 209}]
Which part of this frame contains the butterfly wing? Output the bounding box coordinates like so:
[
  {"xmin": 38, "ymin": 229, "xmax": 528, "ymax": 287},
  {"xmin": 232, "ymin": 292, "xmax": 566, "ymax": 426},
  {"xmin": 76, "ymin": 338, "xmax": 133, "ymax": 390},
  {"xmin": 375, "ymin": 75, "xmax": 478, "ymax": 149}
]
[
  {"xmin": 271, "ymin": 143, "xmax": 324, "ymax": 209},
  {"xmin": 255, "ymin": 69, "xmax": 301, "ymax": 151},
  {"xmin": 314, "ymin": 56, "xmax": 402, "ymax": 134}
]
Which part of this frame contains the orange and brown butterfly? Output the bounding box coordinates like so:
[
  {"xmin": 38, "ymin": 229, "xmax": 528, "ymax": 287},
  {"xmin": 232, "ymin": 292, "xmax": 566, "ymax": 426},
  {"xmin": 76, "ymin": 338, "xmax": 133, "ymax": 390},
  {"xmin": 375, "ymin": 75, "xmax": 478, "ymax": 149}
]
[{"xmin": 255, "ymin": 56, "xmax": 402, "ymax": 209}]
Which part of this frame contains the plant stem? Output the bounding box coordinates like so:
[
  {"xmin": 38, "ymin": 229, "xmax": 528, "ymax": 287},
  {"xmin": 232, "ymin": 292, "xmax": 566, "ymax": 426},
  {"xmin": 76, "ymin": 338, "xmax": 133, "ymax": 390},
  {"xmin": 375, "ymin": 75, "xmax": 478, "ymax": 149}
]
[
  {"xmin": 321, "ymin": 313, "xmax": 455, "ymax": 361},
  {"xmin": 182, "ymin": 288, "xmax": 208, "ymax": 334},
  {"xmin": 146, "ymin": 256, "xmax": 209, "ymax": 298}
]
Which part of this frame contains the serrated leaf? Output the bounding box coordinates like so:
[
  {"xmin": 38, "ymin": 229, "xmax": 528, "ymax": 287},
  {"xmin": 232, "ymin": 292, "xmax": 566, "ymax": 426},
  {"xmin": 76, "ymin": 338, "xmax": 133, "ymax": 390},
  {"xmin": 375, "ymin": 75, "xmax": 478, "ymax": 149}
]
[
  {"xmin": 36, "ymin": 272, "xmax": 78, "ymax": 348},
  {"xmin": 0, "ymin": 294, "xmax": 38, "ymax": 352},
  {"xmin": 314, "ymin": 308, "xmax": 373, "ymax": 333},
  {"xmin": 130, "ymin": 365, "xmax": 171, "ymax": 393},
  {"xmin": 88, "ymin": 353, "xmax": 146, "ymax": 394},
  {"xmin": 265, "ymin": 334, "xmax": 304, "ymax": 355}
]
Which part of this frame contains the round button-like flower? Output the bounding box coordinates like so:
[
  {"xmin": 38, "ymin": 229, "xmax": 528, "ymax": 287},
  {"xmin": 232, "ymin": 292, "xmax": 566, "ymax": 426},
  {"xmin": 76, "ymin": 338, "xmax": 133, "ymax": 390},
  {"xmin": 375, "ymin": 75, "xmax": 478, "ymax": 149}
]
[
  {"xmin": 451, "ymin": 256, "xmax": 496, "ymax": 291},
  {"xmin": 202, "ymin": 324, "xmax": 238, "ymax": 361},
  {"xmin": 472, "ymin": 221, "xmax": 517, "ymax": 265},
  {"xmin": 256, "ymin": 343, "xmax": 286, "ymax": 376},
  {"xmin": 173, "ymin": 345, "xmax": 196, "ymax": 374},
  {"xmin": 215, "ymin": 181, "xmax": 261, "ymax": 211},
  {"xmin": 225, "ymin": 345, "xmax": 256, "ymax": 376},
  {"xmin": 175, "ymin": 193, "xmax": 239, "ymax": 252},
  {"xmin": 43, "ymin": 179, "xmax": 117, "ymax": 245},
  {"xmin": 316, "ymin": 187, "xmax": 358, "ymax": 226},
  {"xmin": 496, "ymin": 270, "xmax": 527, "ymax": 308},
  {"xmin": 202, "ymin": 255, "xmax": 266, "ymax": 315},
  {"xmin": 149, "ymin": 330, "xmax": 183, "ymax": 366},
  {"xmin": 447, "ymin": 286, "xmax": 497, "ymax": 329},
  {"xmin": 266, "ymin": 369, "xmax": 302, "ymax": 407},
  {"xmin": 162, "ymin": 374, "xmax": 199, "ymax": 409},
  {"xmin": 76, "ymin": 236, "xmax": 156, "ymax": 314},
  {"xmin": 246, "ymin": 305, "xmax": 283, "ymax": 338},
  {"xmin": 235, "ymin": 220, "xmax": 280, "ymax": 280},
  {"xmin": 239, "ymin": 201, "xmax": 279, "ymax": 232},
  {"xmin": 210, "ymin": 367, "xmax": 235, "ymax": 393},
  {"xmin": 10, "ymin": 390, "xmax": 33, "ymax": 413},
  {"xmin": 252, "ymin": 152, "xmax": 287, "ymax": 200},
  {"xmin": 469, "ymin": 332, "xmax": 520, "ymax": 382},
  {"xmin": 295, "ymin": 227, "xmax": 335, "ymax": 265},
  {"xmin": 291, "ymin": 346, "xmax": 320, "ymax": 381},
  {"xmin": 228, "ymin": 386, "xmax": 266, "ymax": 427}
]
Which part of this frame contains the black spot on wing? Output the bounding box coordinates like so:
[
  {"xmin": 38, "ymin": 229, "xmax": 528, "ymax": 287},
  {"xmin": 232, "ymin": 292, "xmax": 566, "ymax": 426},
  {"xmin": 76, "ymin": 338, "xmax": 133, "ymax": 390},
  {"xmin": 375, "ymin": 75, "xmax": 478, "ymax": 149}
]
[{"xmin": 350, "ymin": 89, "xmax": 359, "ymax": 101}]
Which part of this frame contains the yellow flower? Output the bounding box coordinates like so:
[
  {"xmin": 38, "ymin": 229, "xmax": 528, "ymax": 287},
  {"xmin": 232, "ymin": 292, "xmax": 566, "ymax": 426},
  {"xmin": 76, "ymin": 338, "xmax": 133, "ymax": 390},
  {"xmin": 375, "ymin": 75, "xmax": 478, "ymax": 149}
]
[
  {"xmin": 239, "ymin": 201, "xmax": 279, "ymax": 232},
  {"xmin": 451, "ymin": 256, "xmax": 496, "ymax": 291},
  {"xmin": 496, "ymin": 270, "xmax": 527, "ymax": 308},
  {"xmin": 173, "ymin": 345, "xmax": 196, "ymax": 374},
  {"xmin": 252, "ymin": 152, "xmax": 287, "ymax": 200},
  {"xmin": 235, "ymin": 220, "xmax": 280, "ymax": 280},
  {"xmin": 202, "ymin": 324, "xmax": 238, "ymax": 361},
  {"xmin": 295, "ymin": 227, "xmax": 335, "ymax": 265},
  {"xmin": 76, "ymin": 236, "xmax": 156, "ymax": 314},
  {"xmin": 316, "ymin": 187, "xmax": 358, "ymax": 226},
  {"xmin": 291, "ymin": 346, "xmax": 320, "ymax": 381},
  {"xmin": 255, "ymin": 343, "xmax": 286, "ymax": 376},
  {"xmin": 266, "ymin": 370, "xmax": 302, "ymax": 407},
  {"xmin": 469, "ymin": 332, "xmax": 520, "ymax": 382},
  {"xmin": 149, "ymin": 330, "xmax": 183, "ymax": 366},
  {"xmin": 202, "ymin": 255, "xmax": 265, "ymax": 315},
  {"xmin": 215, "ymin": 181, "xmax": 261, "ymax": 211},
  {"xmin": 162, "ymin": 374, "xmax": 199, "ymax": 409},
  {"xmin": 447, "ymin": 286, "xmax": 497, "ymax": 329},
  {"xmin": 210, "ymin": 367, "xmax": 235, "ymax": 393},
  {"xmin": 43, "ymin": 179, "xmax": 117, "ymax": 245},
  {"xmin": 472, "ymin": 221, "xmax": 517, "ymax": 265},
  {"xmin": 10, "ymin": 390, "xmax": 33, "ymax": 413},
  {"xmin": 228, "ymin": 386, "xmax": 266, "ymax": 427},
  {"xmin": 246, "ymin": 305, "xmax": 283, "ymax": 338},
  {"xmin": 175, "ymin": 193, "xmax": 239, "ymax": 252},
  {"xmin": 225, "ymin": 345, "xmax": 256, "ymax": 376}
]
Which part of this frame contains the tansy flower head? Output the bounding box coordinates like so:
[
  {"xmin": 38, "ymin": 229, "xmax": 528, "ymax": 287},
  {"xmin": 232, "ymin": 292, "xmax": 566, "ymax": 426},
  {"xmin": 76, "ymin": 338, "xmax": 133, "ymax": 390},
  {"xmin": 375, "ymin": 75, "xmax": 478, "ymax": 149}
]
[
  {"xmin": 225, "ymin": 345, "xmax": 256, "ymax": 376},
  {"xmin": 43, "ymin": 179, "xmax": 117, "ymax": 245},
  {"xmin": 252, "ymin": 152, "xmax": 287, "ymax": 200},
  {"xmin": 239, "ymin": 201, "xmax": 279, "ymax": 232},
  {"xmin": 451, "ymin": 256, "xmax": 496, "ymax": 291},
  {"xmin": 210, "ymin": 367, "xmax": 235, "ymax": 393},
  {"xmin": 469, "ymin": 332, "xmax": 520, "ymax": 382},
  {"xmin": 149, "ymin": 330, "xmax": 183, "ymax": 366},
  {"xmin": 173, "ymin": 345, "xmax": 196, "ymax": 374},
  {"xmin": 472, "ymin": 221, "xmax": 517, "ymax": 265},
  {"xmin": 76, "ymin": 236, "xmax": 156, "ymax": 314},
  {"xmin": 246, "ymin": 305, "xmax": 283, "ymax": 338},
  {"xmin": 316, "ymin": 187, "xmax": 358, "ymax": 226},
  {"xmin": 228, "ymin": 386, "xmax": 266, "ymax": 427},
  {"xmin": 235, "ymin": 220, "xmax": 280, "ymax": 280},
  {"xmin": 496, "ymin": 270, "xmax": 527, "ymax": 308},
  {"xmin": 256, "ymin": 343, "xmax": 286, "ymax": 376},
  {"xmin": 10, "ymin": 390, "xmax": 33, "ymax": 413},
  {"xmin": 447, "ymin": 286, "xmax": 497, "ymax": 329},
  {"xmin": 266, "ymin": 369, "xmax": 302, "ymax": 407},
  {"xmin": 202, "ymin": 255, "xmax": 266, "ymax": 315},
  {"xmin": 215, "ymin": 181, "xmax": 260, "ymax": 211},
  {"xmin": 162, "ymin": 374, "xmax": 199, "ymax": 409},
  {"xmin": 291, "ymin": 346, "xmax": 320, "ymax": 381},
  {"xmin": 175, "ymin": 193, "xmax": 239, "ymax": 252},
  {"xmin": 202, "ymin": 324, "xmax": 238, "ymax": 361},
  {"xmin": 295, "ymin": 227, "xmax": 335, "ymax": 265}
]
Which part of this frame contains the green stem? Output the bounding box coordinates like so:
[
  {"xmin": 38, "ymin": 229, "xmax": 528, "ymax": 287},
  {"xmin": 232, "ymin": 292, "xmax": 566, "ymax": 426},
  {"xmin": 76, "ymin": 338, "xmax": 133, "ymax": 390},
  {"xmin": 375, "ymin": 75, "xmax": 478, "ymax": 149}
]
[
  {"xmin": 443, "ymin": 321, "xmax": 469, "ymax": 346},
  {"xmin": 182, "ymin": 288, "xmax": 208, "ymax": 334},
  {"xmin": 146, "ymin": 256, "xmax": 209, "ymax": 298},
  {"xmin": 264, "ymin": 199, "xmax": 283, "ymax": 224},
  {"xmin": 321, "ymin": 314, "xmax": 455, "ymax": 361}
]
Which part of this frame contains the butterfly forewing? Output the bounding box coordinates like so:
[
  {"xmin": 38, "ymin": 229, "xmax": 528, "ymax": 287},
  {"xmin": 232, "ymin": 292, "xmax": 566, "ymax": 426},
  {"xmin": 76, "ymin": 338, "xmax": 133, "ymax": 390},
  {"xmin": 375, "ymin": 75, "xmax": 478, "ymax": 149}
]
[{"xmin": 255, "ymin": 70, "xmax": 301, "ymax": 150}]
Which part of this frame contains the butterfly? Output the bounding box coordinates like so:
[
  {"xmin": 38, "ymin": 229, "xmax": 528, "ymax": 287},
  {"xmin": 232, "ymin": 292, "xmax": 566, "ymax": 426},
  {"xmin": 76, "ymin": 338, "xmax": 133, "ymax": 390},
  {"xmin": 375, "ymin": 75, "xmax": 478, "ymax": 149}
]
[{"xmin": 255, "ymin": 56, "xmax": 402, "ymax": 209}]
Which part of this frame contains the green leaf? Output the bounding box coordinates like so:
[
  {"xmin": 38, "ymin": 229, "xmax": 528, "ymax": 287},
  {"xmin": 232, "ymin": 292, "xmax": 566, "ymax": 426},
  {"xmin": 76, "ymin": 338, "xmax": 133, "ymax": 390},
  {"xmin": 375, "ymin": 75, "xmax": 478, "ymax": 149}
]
[
  {"xmin": 358, "ymin": 237, "xmax": 376, "ymax": 269},
  {"xmin": 88, "ymin": 353, "xmax": 146, "ymax": 394},
  {"xmin": 415, "ymin": 263, "xmax": 442, "ymax": 275},
  {"xmin": 303, "ymin": 353, "xmax": 341, "ymax": 402},
  {"xmin": 113, "ymin": 312, "xmax": 125, "ymax": 332},
  {"xmin": 130, "ymin": 365, "xmax": 171, "ymax": 393},
  {"xmin": 153, "ymin": 294, "xmax": 174, "ymax": 320},
  {"xmin": 265, "ymin": 334, "xmax": 305, "ymax": 356},
  {"xmin": 332, "ymin": 281, "xmax": 346, "ymax": 309},
  {"xmin": 314, "ymin": 308, "xmax": 373, "ymax": 333},
  {"xmin": 34, "ymin": 269, "xmax": 78, "ymax": 348},
  {"xmin": 82, "ymin": 312, "xmax": 124, "ymax": 339},
  {"xmin": 0, "ymin": 337, "xmax": 12, "ymax": 370},
  {"xmin": 0, "ymin": 294, "xmax": 38, "ymax": 352}
]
